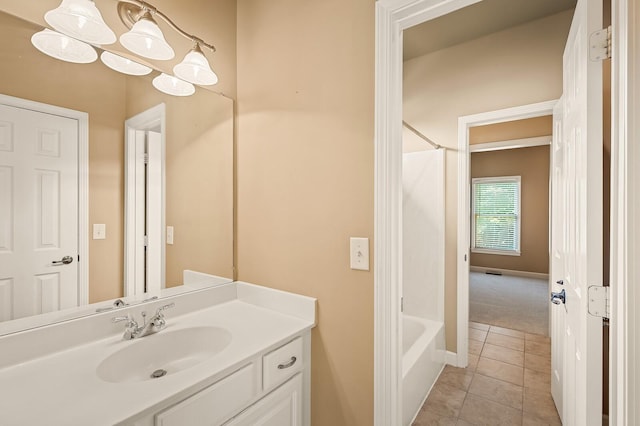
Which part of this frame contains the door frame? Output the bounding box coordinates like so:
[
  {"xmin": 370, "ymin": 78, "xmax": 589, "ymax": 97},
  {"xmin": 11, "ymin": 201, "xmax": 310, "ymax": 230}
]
[
  {"xmin": 610, "ymin": 0, "xmax": 639, "ymax": 423},
  {"xmin": 0, "ymin": 93, "xmax": 89, "ymax": 306},
  {"xmin": 374, "ymin": 0, "xmax": 482, "ymax": 424},
  {"xmin": 456, "ymin": 100, "xmax": 557, "ymax": 368},
  {"xmin": 124, "ymin": 103, "xmax": 166, "ymax": 296},
  {"xmin": 374, "ymin": 0, "xmax": 634, "ymax": 424}
]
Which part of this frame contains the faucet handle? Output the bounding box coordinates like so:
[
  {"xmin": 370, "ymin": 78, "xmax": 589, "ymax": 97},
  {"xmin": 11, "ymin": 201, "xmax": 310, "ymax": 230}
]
[
  {"xmin": 155, "ymin": 302, "xmax": 175, "ymax": 316},
  {"xmin": 112, "ymin": 313, "xmax": 137, "ymax": 327}
]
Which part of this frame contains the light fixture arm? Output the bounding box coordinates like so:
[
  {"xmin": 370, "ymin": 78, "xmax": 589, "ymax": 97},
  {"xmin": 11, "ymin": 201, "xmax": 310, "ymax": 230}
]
[{"xmin": 117, "ymin": 0, "xmax": 216, "ymax": 53}]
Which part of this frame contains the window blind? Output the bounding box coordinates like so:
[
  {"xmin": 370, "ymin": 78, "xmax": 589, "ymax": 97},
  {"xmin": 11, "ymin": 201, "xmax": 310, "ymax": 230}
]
[{"xmin": 472, "ymin": 177, "xmax": 521, "ymax": 253}]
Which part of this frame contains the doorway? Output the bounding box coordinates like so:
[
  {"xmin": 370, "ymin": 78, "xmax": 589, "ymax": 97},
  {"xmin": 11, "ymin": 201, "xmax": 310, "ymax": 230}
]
[
  {"xmin": 124, "ymin": 103, "xmax": 166, "ymax": 297},
  {"xmin": 374, "ymin": 0, "xmax": 617, "ymax": 424}
]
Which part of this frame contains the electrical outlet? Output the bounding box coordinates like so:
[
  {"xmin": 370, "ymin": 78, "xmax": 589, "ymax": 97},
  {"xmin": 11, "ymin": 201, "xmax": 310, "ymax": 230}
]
[{"xmin": 350, "ymin": 237, "xmax": 369, "ymax": 271}]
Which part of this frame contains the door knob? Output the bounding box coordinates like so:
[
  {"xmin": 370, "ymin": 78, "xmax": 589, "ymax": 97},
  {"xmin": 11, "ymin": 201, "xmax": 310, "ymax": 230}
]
[
  {"xmin": 550, "ymin": 289, "xmax": 566, "ymax": 305},
  {"xmin": 52, "ymin": 256, "xmax": 74, "ymax": 265}
]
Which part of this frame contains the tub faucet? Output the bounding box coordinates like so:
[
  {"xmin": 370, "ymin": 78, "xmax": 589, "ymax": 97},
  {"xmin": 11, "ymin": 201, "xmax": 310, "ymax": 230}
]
[{"xmin": 112, "ymin": 303, "xmax": 175, "ymax": 340}]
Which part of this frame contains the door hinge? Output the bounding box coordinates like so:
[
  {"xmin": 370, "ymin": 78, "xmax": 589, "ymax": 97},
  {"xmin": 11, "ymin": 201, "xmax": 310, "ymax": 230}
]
[
  {"xmin": 143, "ymin": 153, "xmax": 149, "ymax": 164},
  {"xmin": 590, "ymin": 25, "xmax": 612, "ymax": 61},
  {"xmin": 400, "ymin": 297, "xmax": 404, "ymax": 313},
  {"xmin": 587, "ymin": 286, "xmax": 609, "ymax": 320},
  {"xmin": 144, "ymin": 235, "xmax": 148, "ymax": 247}
]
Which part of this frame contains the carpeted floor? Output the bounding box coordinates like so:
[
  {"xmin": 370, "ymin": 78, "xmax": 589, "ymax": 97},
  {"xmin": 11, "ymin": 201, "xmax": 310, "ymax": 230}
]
[{"xmin": 469, "ymin": 272, "xmax": 549, "ymax": 336}]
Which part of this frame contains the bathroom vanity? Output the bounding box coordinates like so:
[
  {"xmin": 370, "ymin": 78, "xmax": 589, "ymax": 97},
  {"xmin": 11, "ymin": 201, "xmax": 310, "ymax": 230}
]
[{"xmin": 0, "ymin": 282, "xmax": 316, "ymax": 426}]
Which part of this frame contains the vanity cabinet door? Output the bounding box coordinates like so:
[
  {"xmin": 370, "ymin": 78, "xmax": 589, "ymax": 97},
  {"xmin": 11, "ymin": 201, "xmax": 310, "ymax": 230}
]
[
  {"xmin": 225, "ymin": 373, "xmax": 303, "ymax": 426},
  {"xmin": 155, "ymin": 363, "xmax": 258, "ymax": 426}
]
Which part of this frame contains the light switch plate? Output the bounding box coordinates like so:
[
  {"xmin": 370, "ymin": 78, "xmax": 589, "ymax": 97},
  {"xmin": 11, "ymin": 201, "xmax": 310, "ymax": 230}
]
[
  {"xmin": 350, "ymin": 237, "xmax": 369, "ymax": 271},
  {"xmin": 167, "ymin": 226, "xmax": 174, "ymax": 245},
  {"xmin": 93, "ymin": 224, "xmax": 106, "ymax": 240}
]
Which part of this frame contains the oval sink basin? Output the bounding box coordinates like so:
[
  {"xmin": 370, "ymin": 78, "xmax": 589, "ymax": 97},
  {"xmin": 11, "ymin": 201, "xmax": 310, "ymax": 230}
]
[{"xmin": 97, "ymin": 326, "xmax": 232, "ymax": 383}]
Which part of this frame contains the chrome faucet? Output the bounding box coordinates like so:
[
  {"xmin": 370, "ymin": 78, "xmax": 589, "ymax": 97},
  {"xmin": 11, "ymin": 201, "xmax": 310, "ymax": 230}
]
[{"xmin": 112, "ymin": 303, "xmax": 175, "ymax": 340}]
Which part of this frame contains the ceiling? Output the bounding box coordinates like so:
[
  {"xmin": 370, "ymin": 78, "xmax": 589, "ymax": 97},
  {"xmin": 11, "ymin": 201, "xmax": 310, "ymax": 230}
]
[{"xmin": 403, "ymin": 0, "xmax": 577, "ymax": 61}]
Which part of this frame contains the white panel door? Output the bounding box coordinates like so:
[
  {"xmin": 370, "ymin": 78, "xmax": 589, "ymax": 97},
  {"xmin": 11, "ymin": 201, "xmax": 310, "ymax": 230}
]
[
  {"xmin": 555, "ymin": 0, "xmax": 604, "ymax": 424},
  {"xmin": 0, "ymin": 104, "xmax": 79, "ymax": 320},
  {"xmin": 550, "ymin": 98, "xmax": 566, "ymax": 420}
]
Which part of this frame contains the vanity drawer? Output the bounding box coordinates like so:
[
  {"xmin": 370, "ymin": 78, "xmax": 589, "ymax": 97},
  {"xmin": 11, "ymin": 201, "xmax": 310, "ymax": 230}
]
[
  {"xmin": 262, "ymin": 337, "xmax": 303, "ymax": 390},
  {"xmin": 155, "ymin": 363, "xmax": 258, "ymax": 426}
]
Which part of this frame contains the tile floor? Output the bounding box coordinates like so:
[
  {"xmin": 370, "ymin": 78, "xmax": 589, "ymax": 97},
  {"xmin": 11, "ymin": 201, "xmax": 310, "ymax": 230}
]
[{"xmin": 412, "ymin": 322, "xmax": 561, "ymax": 426}]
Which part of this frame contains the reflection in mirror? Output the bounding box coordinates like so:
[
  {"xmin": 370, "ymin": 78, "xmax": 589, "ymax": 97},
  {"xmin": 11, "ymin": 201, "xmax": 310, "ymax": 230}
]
[{"xmin": 0, "ymin": 10, "xmax": 234, "ymax": 335}]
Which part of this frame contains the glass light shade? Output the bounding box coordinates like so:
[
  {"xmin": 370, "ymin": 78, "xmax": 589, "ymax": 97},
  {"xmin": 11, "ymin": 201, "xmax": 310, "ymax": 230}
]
[
  {"xmin": 119, "ymin": 15, "xmax": 174, "ymax": 61},
  {"xmin": 152, "ymin": 73, "xmax": 195, "ymax": 97},
  {"xmin": 44, "ymin": 0, "xmax": 116, "ymax": 45},
  {"xmin": 100, "ymin": 51, "xmax": 152, "ymax": 76},
  {"xmin": 173, "ymin": 48, "xmax": 218, "ymax": 86},
  {"xmin": 31, "ymin": 29, "xmax": 98, "ymax": 64}
]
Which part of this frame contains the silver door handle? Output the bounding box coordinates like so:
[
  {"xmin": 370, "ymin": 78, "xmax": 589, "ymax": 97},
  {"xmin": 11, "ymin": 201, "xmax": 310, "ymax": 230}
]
[
  {"xmin": 277, "ymin": 356, "xmax": 297, "ymax": 370},
  {"xmin": 551, "ymin": 289, "xmax": 566, "ymax": 305},
  {"xmin": 52, "ymin": 256, "xmax": 74, "ymax": 265}
]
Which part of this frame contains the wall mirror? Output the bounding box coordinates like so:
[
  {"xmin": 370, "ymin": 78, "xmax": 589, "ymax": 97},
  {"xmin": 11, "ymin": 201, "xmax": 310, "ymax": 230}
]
[{"xmin": 0, "ymin": 7, "xmax": 234, "ymax": 335}]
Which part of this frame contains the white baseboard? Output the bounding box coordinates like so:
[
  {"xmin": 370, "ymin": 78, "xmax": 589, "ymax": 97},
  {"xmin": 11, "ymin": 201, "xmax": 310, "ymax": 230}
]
[
  {"xmin": 445, "ymin": 351, "xmax": 461, "ymax": 367},
  {"xmin": 470, "ymin": 266, "xmax": 549, "ymax": 280}
]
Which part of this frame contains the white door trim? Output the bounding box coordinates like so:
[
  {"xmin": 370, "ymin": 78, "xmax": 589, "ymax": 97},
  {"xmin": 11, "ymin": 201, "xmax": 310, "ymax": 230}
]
[
  {"xmin": 457, "ymin": 100, "xmax": 557, "ymax": 367},
  {"xmin": 0, "ymin": 94, "xmax": 89, "ymax": 306},
  {"xmin": 374, "ymin": 1, "xmax": 481, "ymax": 424},
  {"xmin": 124, "ymin": 104, "xmax": 166, "ymax": 296},
  {"xmin": 610, "ymin": 0, "xmax": 637, "ymax": 423}
]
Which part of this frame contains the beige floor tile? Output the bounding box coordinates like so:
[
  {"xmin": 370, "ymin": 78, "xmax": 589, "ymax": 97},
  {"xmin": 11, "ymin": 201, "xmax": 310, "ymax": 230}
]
[
  {"xmin": 437, "ymin": 366, "xmax": 474, "ymax": 391},
  {"xmin": 469, "ymin": 328, "xmax": 488, "ymax": 342},
  {"xmin": 524, "ymin": 368, "xmax": 551, "ymax": 392},
  {"xmin": 459, "ymin": 394, "xmax": 523, "ymax": 426},
  {"xmin": 525, "ymin": 352, "xmax": 551, "ymax": 373},
  {"xmin": 525, "ymin": 332, "xmax": 551, "ymax": 344},
  {"xmin": 486, "ymin": 332, "xmax": 525, "ymax": 351},
  {"xmin": 468, "ymin": 374, "xmax": 524, "ymax": 410},
  {"xmin": 469, "ymin": 321, "xmax": 490, "ymax": 331},
  {"xmin": 525, "ymin": 340, "xmax": 551, "ymax": 357},
  {"xmin": 467, "ymin": 354, "xmax": 480, "ymax": 372},
  {"xmin": 469, "ymin": 339, "xmax": 484, "ymax": 355},
  {"xmin": 412, "ymin": 409, "xmax": 458, "ymax": 426},
  {"xmin": 421, "ymin": 382, "xmax": 467, "ymax": 418},
  {"xmin": 481, "ymin": 343, "xmax": 525, "ymax": 367},
  {"xmin": 522, "ymin": 410, "xmax": 562, "ymax": 426},
  {"xmin": 476, "ymin": 357, "xmax": 524, "ymax": 386},
  {"xmin": 523, "ymin": 387, "xmax": 561, "ymax": 424},
  {"xmin": 455, "ymin": 420, "xmax": 475, "ymax": 426},
  {"xmin": 489, "ymin": 325, "xmax": 525, "ymax": 339}
]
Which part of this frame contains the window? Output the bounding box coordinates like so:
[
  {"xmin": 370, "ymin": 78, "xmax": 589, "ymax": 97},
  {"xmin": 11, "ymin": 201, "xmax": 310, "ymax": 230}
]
[{"xmin": 472, "ymin": 176, "xmax": 521, "ymax": 255}]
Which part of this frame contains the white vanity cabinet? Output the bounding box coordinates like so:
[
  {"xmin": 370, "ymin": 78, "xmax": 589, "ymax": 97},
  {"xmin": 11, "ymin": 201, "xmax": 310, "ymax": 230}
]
[{"xmin": 130, "ymin": 333, "xmax": 310, "ymax": 426}]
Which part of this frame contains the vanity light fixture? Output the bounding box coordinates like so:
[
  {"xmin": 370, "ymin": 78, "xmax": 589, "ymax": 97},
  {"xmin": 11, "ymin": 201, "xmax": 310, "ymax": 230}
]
[
  {"xmin": 119, "ymin": 10, "xmax": 174, "ymax": 60},
  {"xmin": 152, "ymin": 73, "xmax": 195, "ymax": 97},
  {"xmin": 44, "ymin": 0, "xmax": 116, "ymax": 45},
  {"xmin": 100, "ymin": 51, "xmax": 153, "ymax": 76},
  {"xmin": 31, "ymin": 28, "xmax": 98, "ymax": 64},
  {"xmin": 173, "ymin": 43, "xmax": 218, "ymax": 86}
]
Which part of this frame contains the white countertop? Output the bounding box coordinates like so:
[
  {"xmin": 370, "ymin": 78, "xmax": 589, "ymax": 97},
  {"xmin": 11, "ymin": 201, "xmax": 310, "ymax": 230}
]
[{"xmin": 0, "ymin": 282, "xmax": 316, "ymax": 426}]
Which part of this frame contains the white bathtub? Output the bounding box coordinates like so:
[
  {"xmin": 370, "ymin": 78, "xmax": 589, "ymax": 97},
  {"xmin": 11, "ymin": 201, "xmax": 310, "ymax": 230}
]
[{"xmin": 402, "ymin": 314, "xmax": 446, "ymax": 426}]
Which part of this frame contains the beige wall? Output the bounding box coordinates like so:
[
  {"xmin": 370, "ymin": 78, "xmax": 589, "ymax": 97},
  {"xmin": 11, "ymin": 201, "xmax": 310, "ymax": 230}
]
[
  {"xmin": 470, "ymin": 145, "xmax": 550, "ymax": 273},
  {"xmin": 236, "ymin": 0, "xmax": 375, "ymax": 425},
  {"xmin": 470, "ymin": 116, "xmax": 553, "ymax": 145},
  {"xmin": 403, "ymin": 10, "xmax": 572, "ymax": 351}
]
